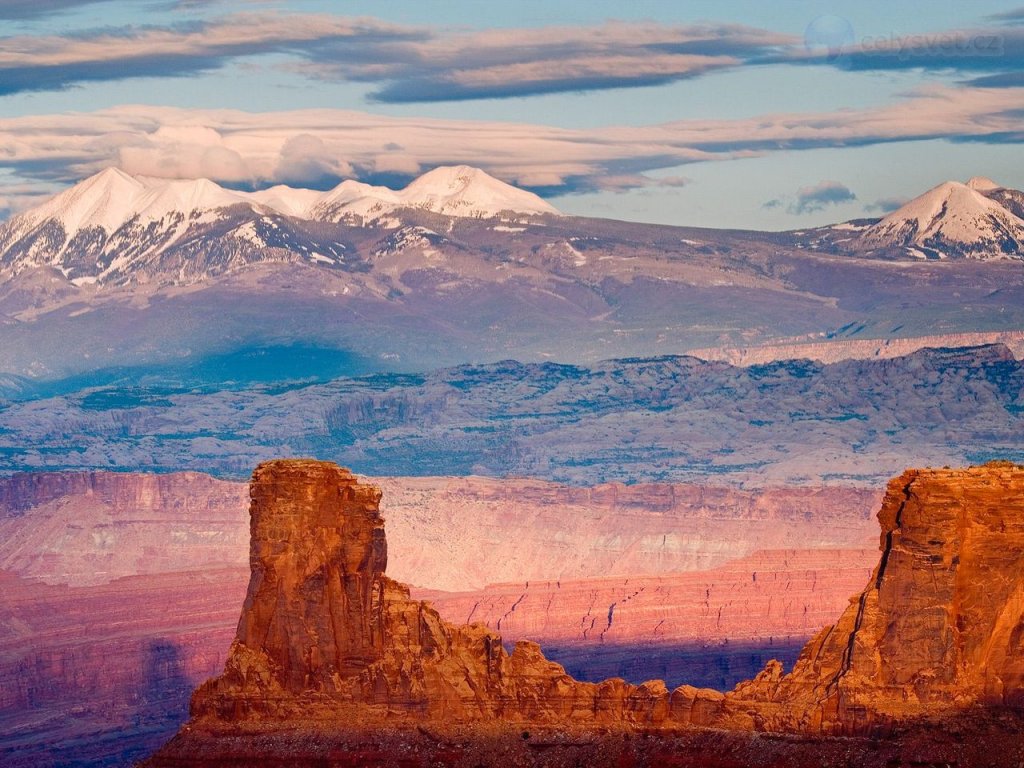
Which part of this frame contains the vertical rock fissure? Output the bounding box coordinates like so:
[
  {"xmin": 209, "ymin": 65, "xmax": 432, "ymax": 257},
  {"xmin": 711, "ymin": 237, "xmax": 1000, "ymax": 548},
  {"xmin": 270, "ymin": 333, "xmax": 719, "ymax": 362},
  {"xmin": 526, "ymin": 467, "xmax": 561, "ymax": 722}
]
[
  {"xmin": 874, "ymin": 480, "xmax": 912, "ymax": 590},
  {"xmin": 598, "ymin": 602, "xmax": 617, "ymax": 642},
  {"xmin": 496, "ymin": 590, "xmax": 527, "ymax": 632},
  {"xmin": 833, "ymin": 478, "xmax": 914, "ymax": 689}
]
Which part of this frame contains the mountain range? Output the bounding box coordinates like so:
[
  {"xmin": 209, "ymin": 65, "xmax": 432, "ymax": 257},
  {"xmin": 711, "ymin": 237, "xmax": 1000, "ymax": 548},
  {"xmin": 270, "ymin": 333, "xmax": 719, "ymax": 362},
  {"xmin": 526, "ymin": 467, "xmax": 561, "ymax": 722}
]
[
  {"xmin": 0, "ymin": 166, "xmax": 1022, "ymax": 385},
  {"xmin": 0, "ymin": 165, "xmax": 557, "ymax": 287}
]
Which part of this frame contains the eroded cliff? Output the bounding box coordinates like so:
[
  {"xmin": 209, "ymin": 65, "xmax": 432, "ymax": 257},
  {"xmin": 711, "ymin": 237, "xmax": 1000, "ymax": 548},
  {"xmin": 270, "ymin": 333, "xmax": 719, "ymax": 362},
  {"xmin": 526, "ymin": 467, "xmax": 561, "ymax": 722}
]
[
  {"xmin": 146, "ymin": 460, "xmax": 1024, "ymax": 766},
  {"xmin": 722, "ymin": 462, "xmax": 1024, "ymax": 734},
  {"xmin": 189, "ymin": 460, "xmax": 676, "ymax": 727}
]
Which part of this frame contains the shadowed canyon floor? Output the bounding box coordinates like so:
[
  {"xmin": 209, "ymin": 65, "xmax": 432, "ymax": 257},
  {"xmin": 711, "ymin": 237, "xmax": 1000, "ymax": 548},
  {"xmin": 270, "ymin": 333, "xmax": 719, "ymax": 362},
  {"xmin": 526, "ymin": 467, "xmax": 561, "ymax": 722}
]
[
  {"xmin": 143, "ymin": 460, "xmax": 1024, "ymax": 767},
  {"xmin": 0, "ymin": 470, "xmax": 877, "ymax": 767}
]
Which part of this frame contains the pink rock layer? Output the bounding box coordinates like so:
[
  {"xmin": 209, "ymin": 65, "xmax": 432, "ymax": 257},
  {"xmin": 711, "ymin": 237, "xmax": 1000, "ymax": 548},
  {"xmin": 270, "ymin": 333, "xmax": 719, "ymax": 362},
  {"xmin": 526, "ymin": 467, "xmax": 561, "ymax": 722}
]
[
  {"xmin": 0, "ymin": 568, "xmax": 246, "ymax": 767},
  {"xmin": 0, "ymin": 470, "xmax": 881, "ymax": 591},
  {"xmin": 412, "ymin": 547, "xmax": 876, "ymax": 647}
]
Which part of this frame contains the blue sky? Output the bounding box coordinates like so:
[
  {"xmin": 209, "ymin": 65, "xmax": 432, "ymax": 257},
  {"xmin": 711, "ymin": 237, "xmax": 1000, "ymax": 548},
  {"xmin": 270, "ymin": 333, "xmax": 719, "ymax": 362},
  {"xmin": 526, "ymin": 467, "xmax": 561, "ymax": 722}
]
[{"xmin": 0, "ymin": 0, "xmax": 1022, "ymax": 229}]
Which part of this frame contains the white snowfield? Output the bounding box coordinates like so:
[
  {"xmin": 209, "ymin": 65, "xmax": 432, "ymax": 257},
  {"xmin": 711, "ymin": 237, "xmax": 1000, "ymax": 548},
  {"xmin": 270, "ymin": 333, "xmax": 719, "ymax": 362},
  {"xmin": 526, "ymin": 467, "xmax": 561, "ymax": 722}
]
[
  {"xmin": 13, "ymin": 165, "xmax": 561, "ymax": 242},
  {"xmin": 864, "ymin": 176, "xmax": 1024, "ymax": 256}
]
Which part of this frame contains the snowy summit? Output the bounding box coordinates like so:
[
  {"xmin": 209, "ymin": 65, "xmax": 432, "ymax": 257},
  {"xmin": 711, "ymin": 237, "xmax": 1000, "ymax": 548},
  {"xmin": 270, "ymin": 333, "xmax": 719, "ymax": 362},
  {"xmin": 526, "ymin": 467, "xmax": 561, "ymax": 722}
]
[
  {"xmin": 9, "ymin": 164, "xmax": 560, "ymax": 242},
  {"xmin": 0, "ymin": 165, "xmax": 561, "ymax": 285},
  {"xmin": 863, "ymin": 177, "xmax": 1024, "ymax": 259}
]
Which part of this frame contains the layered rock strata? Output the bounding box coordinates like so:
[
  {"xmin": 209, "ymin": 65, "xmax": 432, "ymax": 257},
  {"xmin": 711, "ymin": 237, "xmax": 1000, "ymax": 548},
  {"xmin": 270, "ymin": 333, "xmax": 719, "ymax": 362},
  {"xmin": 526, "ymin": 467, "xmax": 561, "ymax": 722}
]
[
  {"xmin": 0, "ymin": 470, "xmax": 880, "ymax": 591},
  {"xmin": 723, "ymin": 462, "xmax": 1024, "ymax": 734},
  {"xmin": 149, "ymin": 461, "xmax": 1024, "ymax": 765},
  {"xmin": 190, "ymin": 460, "xmax": 677, "ymax": 726}
]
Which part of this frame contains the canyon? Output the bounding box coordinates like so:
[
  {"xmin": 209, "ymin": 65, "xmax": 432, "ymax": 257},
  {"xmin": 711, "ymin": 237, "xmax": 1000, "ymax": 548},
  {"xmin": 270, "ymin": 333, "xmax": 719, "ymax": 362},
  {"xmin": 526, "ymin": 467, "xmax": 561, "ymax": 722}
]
[
  {"xmin": 0, "ymin": 470, "xmax": 880, "ymax": 591},
  {"xmin": 142, "ymin": 459, "xmax": 1024, "ymax": 766},
  {"xmin": 0, "ymin": 469, "xmax": 878, "ymax": 766}
]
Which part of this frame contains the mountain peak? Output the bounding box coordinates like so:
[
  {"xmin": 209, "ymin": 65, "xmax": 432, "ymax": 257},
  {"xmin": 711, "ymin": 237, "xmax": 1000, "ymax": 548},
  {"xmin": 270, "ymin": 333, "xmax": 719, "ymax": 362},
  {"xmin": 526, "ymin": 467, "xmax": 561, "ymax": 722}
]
[
  {"xmin": 966, "ymin": 176, "xmax": 1001, "ymax": 192},
  {"xmin": 11, "ymin": 164, "xmax": 561, "ymax": 235},
  {"xmin": 402, "ymin": 165, "xmax": 560, "ymax": 218},
  {"xmin": 25, "ymin": 166, "xmax": 147, "ymax": 236},
  {"xmin": 309, "ymin": 165, "xmax": 560, "ymax": 223},
  {"xmin": 863, "ymin": 177, "xmax": 1024, "ymax": 258}
]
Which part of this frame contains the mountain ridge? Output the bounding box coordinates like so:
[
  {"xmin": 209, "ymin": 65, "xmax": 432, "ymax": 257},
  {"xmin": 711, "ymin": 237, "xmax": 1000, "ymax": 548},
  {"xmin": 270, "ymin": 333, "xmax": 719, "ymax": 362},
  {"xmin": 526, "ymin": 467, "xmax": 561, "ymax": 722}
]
[
  {"xmin": 0, "ymin": 164, "xmax": 560, "ymax": 286},
  {"xmin": 0, "ymin": 169, "xmax": 1022, "ymax": 383}
]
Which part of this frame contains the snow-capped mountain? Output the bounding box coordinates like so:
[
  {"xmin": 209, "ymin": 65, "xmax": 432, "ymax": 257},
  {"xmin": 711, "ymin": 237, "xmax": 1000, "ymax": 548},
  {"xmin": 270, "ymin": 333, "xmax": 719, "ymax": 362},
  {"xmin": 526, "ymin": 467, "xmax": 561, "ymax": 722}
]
[
  {"xmin": 309, "ymin": 165, "xmax": 558, "ymax": 223},
  {"xmin": 0, "ymin": 165, "xmax": 561, "ymax": 285},
  {"xmin": 399, "ymin": 165, "xmax": 559, "ymax": 218},
  {"xmin": 861, "ymin": 177, "xmax": 1024, "ymax": 259}
]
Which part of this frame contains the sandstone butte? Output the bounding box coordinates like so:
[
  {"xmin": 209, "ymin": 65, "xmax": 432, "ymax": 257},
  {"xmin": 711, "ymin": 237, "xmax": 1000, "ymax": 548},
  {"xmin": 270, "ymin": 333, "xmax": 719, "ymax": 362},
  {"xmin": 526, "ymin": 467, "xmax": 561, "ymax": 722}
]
[{"xmin": 145, "ymin": 459, "xmax": 1024, "ymax": 767}]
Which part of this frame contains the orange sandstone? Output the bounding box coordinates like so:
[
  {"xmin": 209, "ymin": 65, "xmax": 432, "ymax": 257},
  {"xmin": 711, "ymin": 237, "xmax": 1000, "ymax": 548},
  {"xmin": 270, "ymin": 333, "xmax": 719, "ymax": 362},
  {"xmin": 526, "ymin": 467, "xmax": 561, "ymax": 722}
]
[{"xmin": 147, "ymin": 460, "xmax": 1024, "ymax": 766}]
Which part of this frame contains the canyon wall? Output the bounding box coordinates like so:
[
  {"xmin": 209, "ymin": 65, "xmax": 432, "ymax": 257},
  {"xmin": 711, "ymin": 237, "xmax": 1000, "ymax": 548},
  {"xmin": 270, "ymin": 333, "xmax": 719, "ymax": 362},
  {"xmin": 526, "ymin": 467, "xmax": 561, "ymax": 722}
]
[
  {"xmin": 0, "ymin": 568, "xmax": 246, "ymax": 768},
  {"xmin": 0, "ymin": 471, "xmax": 249, "ymax": 586},
  {"xmin": 1, "ymin": 468, "xmax": 878, "ymax": 766},
  {"xmin": 0, "ymin": 471, "xmax": 880, "ymax": 590},
  {"xmin": 146, "ymin": 460, "xmax": 1024, "ymax": 767},
  {"xmin": 722, "ymin": 462, "xmax": 1024, "ymax": 734},
  {"xmin": 687, "ymin": 330, "xmax": 1024, "ymax": 366},
  {"xmin": 412, "ymin": 548, "xmax": 875, "ymax": 690}
]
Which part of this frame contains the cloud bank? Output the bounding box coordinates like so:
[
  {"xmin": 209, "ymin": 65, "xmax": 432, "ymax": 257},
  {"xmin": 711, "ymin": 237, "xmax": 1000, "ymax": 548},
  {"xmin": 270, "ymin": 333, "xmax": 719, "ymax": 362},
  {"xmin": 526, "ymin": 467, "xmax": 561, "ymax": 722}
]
[
  {"xmin": 0, "ymin": 81, "xmax": 1019, "ymax": 214},
  {"xmin": 2, "ymin": 10, "xmax": 1022, "ymax": 102}
]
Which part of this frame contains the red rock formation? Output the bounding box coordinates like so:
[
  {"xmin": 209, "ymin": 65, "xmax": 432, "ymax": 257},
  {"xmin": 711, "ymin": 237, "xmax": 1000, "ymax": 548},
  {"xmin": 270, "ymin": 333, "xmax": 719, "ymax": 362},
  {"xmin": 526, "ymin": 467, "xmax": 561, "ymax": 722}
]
[
  {"xmin": 719, "ymin": 462, "xmax": 1024, "ymax": 734},
  {"xmin": 189, "ymin": 460, "xmax": 676, "ymax": 726},
  {"xmin": 144, "ymin": 460, "xmax": 1024, "ymax": 767},
  {"xmin": 0, "ymin": 468, "xmax": 879, "ymax": 767}
]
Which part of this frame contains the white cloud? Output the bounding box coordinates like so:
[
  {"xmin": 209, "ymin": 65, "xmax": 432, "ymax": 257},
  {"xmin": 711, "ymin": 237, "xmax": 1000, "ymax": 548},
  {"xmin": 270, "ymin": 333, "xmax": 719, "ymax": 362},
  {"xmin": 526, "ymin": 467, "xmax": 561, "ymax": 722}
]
[{"xmin": 0, "ymin": 84, "xmax": 1020, "ymax": 203}]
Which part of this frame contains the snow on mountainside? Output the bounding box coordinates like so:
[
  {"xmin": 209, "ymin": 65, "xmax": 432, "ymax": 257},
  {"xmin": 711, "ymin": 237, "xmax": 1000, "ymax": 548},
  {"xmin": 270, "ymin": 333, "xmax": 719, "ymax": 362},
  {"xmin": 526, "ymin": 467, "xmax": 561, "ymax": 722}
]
[
  {"xmin": 7, "ymin": 164, "xmax": 558, "ymax": 238},
  {"xmin": 862, "ymin": 177, "xmax": 1024, "ymax": 259},
  {"xmin": 401, "ymin": 165, "xmax": 559, "ymax": 218},
  {"xmin": 0, "ymin": 165, "xmax": 560, "ymax": 286},
  {"xmin": 309, "ymin": 165, "xmax": 558, "ymax": 223}
]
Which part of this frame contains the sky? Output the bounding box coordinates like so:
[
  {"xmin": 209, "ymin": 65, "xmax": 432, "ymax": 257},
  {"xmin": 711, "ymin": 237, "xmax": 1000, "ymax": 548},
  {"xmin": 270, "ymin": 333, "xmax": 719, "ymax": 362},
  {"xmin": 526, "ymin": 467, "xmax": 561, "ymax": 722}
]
[{"xmin": 0, "ymin": 0, "xmax": 1022, "ymax": 229}]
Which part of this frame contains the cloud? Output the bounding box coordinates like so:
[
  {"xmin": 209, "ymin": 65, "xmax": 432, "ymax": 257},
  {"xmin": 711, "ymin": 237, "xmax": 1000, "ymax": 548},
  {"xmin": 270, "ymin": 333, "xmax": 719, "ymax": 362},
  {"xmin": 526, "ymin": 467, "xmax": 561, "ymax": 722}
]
[
  {"xmin": 0, "ymin": 13, "xmax": 418, "ymax": 97},
  {"xmin": 866, "ymin": 196, "xmax": 908, "ymax": 214},
  {"xmin": 0, "ymin": 14, "xmax": 793, "ymax": 101},
  {"xmin": 0, "ymin": 83, "xmax": 1021, "ymax": 205},
  {"xmin": 275, "ymin": 134, "xmax": 353, "ymax": 186},
  {"xmin": 0, "ymin": 180, "xmax": 55, "ymax": 218},
  {"xmin": 770, "ymin": 24, "xmax": 1024, "ymax": 84},
  {"xmin": 0, "ymin": 105, "xmax": 717, "ymax": 196},
  {"xmin": 0, "ymin": 0, "xmax": 219, "ymax": 18},
  {"xmin": 0, "ymin": 0, "xmax": 113, "ymax": 20},
  {"xmin": 320, "ymin": 22, "xmax": 793, "ymax": 103},
  {"xmin": 788, "ymin": 181, "xmax": 856, "ymax": 214},
  {"xmin": 988, "ymin": 8, "xmax": 1024, "ymax": 23},
  {"xmin": 2, "ymin": 9, "xmax": 1024, "ymax": 104}
]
